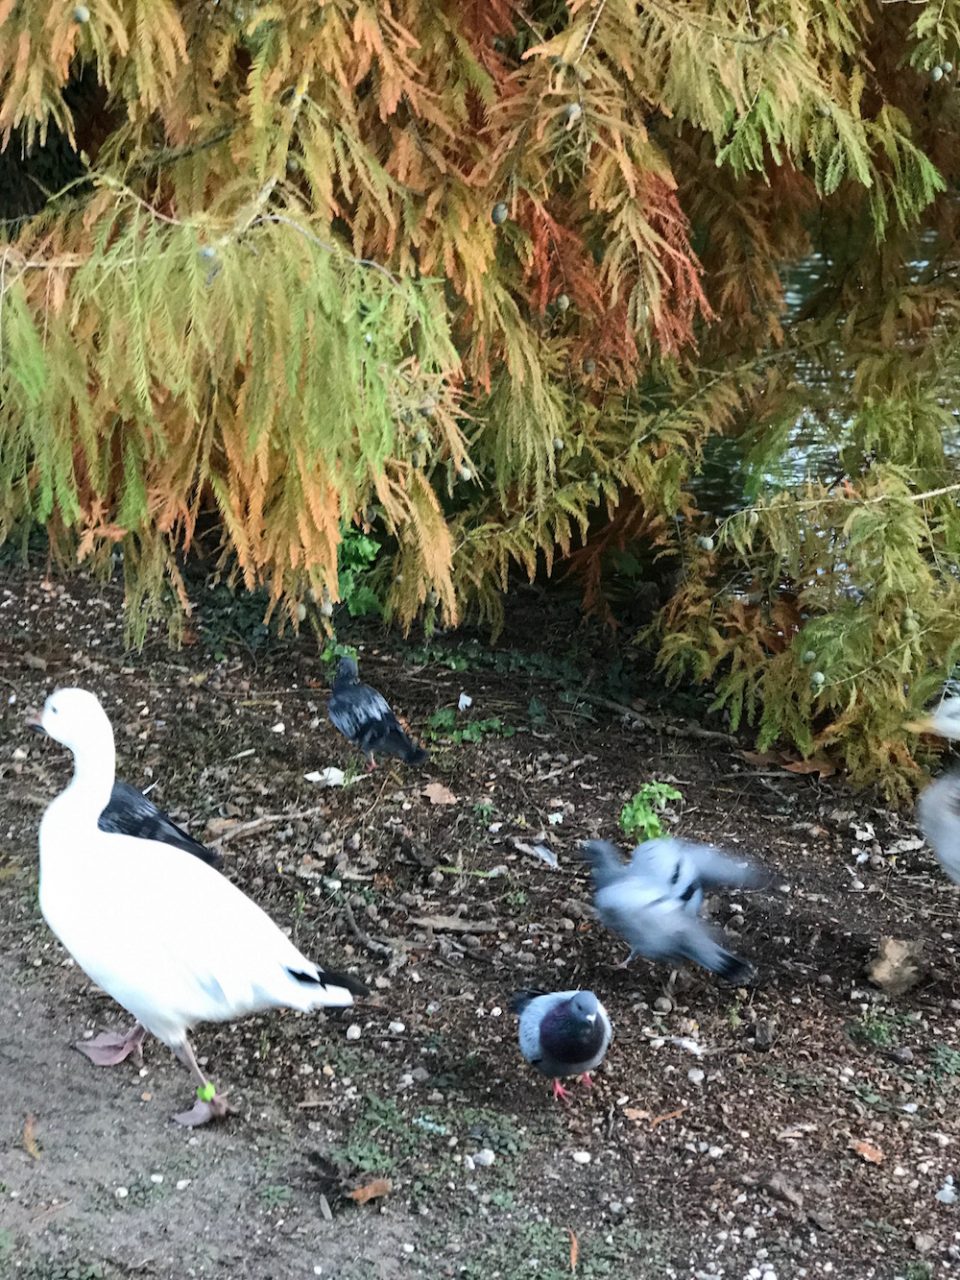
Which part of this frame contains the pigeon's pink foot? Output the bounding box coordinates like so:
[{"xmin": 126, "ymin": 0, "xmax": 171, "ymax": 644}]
[
  {"xmin": 365, "ymin": 757, "xmax": 377, "ymax": 772},
  {"xmin": 75, "ymin": 1024, "xmax": 146, "ymax": 1067},
  {"xmin": 552, "ymin": 1079, "xmax": 572, "ymax": 1104},
  {"xmin": 173, "ymin": 1091, "xmax": 232, "ymax": 1128},
  {"xmin": 579, "ymin": 1072, "xmax": 594, "ymax": 1089}
]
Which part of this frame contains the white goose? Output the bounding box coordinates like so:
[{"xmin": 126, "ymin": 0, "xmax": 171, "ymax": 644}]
[
  {"xmin": 31, "ymin": 687, "xmax": 367, "ymax": 1126},
  {"xmin": 908, "ymin": 697, "xmax": 960, "ymax": 885}
]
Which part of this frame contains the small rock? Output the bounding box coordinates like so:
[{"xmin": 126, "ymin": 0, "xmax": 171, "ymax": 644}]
[
  {"xmin": 473, "ymin": 1148, "xmax": 496, "ymax": 1168},
  {"xmin": 463, "ymin": 1154, "xmax": 475, "ymax": 1173},
  {"xmin": 653, "ymin": 996, "xmax": 673, "ymax": 1014},
  {"xmin": 115, "ymin": 1187, "xmax": 129, "ymax": 1200},
  {"xmin": 608, "ymin": 1200, "xmax": 624, "ymax": 1215},
  {"xmin": 411, "ymin": 1066, "xmax": 430, "ymax": 1083},
  {"xmin": 914, "ymin": 1232, "xmax": 936, "ymax": 1255},
  {"xmin": 176, "ymin": 1179, "xmax": 191, "ymax": 1191},
  {"xmin": 345, "ymin": 1024, "xmax": 362, "ymax": 1041},
  {"xmin": 936, "ymin": 1175, "xmax": 956, "ymax": 1205},
  {"xmin": 571, "ymin": 1151, "xmax": 591, "ymax": 1165},
  {"xmin": 889, "ymin": 1046, "xmax": 914, "ymax": 1065},
  {"xmin": 687, "ymin": 1068, "xmax": 705, "ymax": 1085},
  {"xmin": 388, "ymin": 1021, "xmax": 406, "ymax": 1035},
  {"xmin": 149, "ymin": 1174, "xmax": 163, "ymax": 1185}
]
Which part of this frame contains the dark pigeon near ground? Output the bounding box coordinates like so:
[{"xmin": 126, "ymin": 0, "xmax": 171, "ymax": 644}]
[
  {"xmin": 581, "ymin": 837, "xmax": 764, "ymax": 983},
  {"xmin": 98, "ymin": 780, "xmax": 222, "ymax": 868},
  {"xmin": 510, "ymin": 988, "xmax": 613, "ymax": 1103},
  {"xmin": 327, "ymin": 656, "xmax": 427, "ymax": 771}
]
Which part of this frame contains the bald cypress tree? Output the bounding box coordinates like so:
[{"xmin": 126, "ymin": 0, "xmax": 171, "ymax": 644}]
[{"xmin": 0, "ymin": 2, "xmax": 957, "ymax": 792}]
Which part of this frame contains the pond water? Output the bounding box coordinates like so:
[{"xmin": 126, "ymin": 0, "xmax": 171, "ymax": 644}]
[{"xmin": 691, "ymin": 245, "xmax": 960, "ymax": 517}]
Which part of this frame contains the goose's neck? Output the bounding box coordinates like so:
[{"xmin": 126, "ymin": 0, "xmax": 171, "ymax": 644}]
[{"xmin": 62, "ymin": 739, "xmax": 116, "ymax": 820}]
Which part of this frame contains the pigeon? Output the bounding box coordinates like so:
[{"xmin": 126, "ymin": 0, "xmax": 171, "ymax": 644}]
[
  {"xmin": 99, "ymin": 780, "xmax": 221, "ymax": 868},
  {"xmin": 510, "ymin": 989, "xmax": 612, "ymax": 1102},
  {"xmin": 29, "ymin": 688, "xmax": 367, "ymax": 1127},
  {"xmin": 327, "ymin": 656, "xmax": 427, "ymax": 770},
  {"xmin": 908, "ymin": 698, "xmax": 960, "ymax": 884},
  {"xmin": 581, "ymin": 837, "xmax": 764, "ymax": 983}
]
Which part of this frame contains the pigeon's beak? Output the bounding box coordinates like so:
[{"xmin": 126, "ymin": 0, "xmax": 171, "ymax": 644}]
[
  {"xmin": 585, "ymin": 1013, "xmax": 597, "ymax": 1024},
  {"xmin": 24, "ymin": 708, "xmax": 44, "ymax": 733}
]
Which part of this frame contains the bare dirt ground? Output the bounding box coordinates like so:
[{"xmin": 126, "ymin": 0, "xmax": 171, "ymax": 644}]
[{"xmin": 1, "ymin": 564, "xmax": 959, "ymax": 1280}]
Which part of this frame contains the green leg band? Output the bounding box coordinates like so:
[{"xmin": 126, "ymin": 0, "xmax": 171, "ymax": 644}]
[{"xmin": 197, "ymin": 1081, "xmax": 216, "ymax": 1102}]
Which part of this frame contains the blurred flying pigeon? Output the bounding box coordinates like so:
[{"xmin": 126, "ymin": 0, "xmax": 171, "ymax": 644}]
[
  {"xmin": 581, "ymin": 837, "xmax": 765, "ymax": 983},
  {"xmin": 327, "ymin": 656, "xmax": 427, "ymax": 771},
  {"xmin": 908, "ymin": 698, "xmax": 960, "ymax": 884},
  {"xmin": 510, "ymin": 989, "xmax": 612, "ymax": 1103},
  {"xmin": 99, "ymin": 781, "xmax": 222, "ymax": 869}
]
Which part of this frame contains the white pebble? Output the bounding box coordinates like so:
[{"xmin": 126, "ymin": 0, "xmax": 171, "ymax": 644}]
[
  {"xmin": 571, "ymin": 1150, "xmax": 592, "ymax": 1165},
  {"xmin": 936, "ymin": 1176, "xmax": 957, "ymax": 1204},
  {"xmin": 115, "ymin": 1186, "xmax": 129, "ymax": 1199},
  {"xmin": 402, "ymin": 1244, "xmax": 415, "ymax": 1255},
  {"xmin": 149, "ymin": 1174, "xmax": 163, "ymax": 1185},
  {"xmin": 176, "ymin": 1179, "xmax": 191, "ymax": 1191},
  {"xmin": 388, "ymin": 1021, "xmax": 406, "ymax": 1035},
  {"xmin": 345, "ymin": 1024, "xmax": 362, "ymax": 1041},
  {"xmin": 271, "ymin": 722, "xmax": 285, "ymax": 734},
  {"xmin": 473, "ymin": 1148, "xmax": 496, "ymax": 1168},
  {"xmin": 688, "ymin": 1068, "xmax": 705, "ymax": 1085},
  {"xmin": 463, "ymin": 1155, "xmax": 475, "ymax": 1173}
]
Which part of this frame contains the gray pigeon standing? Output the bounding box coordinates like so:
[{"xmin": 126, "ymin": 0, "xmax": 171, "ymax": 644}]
[
  {"xmin": 510, "ymin": 989, "xmax": 613, "ymax": 1103},
  {"xmin": 327, "ymin": 656, "xmax": 427, "ymax": 771},
  {"xmin": 909, "ymin": 698, "xmax": 960, "ymax": 884},
  {"xmin": 581, "ymin": 837, "xmax": 765, "ymax": 983}
]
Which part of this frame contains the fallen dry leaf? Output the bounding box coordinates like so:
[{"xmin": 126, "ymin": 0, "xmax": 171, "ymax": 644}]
[
  {"xmin": 740, "ymin": 748, "xmax": 836, "ymax": 779},
  {"xmin": 422, "ymin": 781, "xmax": 457, "ymax": 806},
  {"xmin": 867, "ymin": 937, "xmax": 925, "ymax": 997},
  {"xmin": 650, "ymin": 1106, "xmax": 687, "ymax": 1130},
  {"xmin": 740, "ymin": 749, "xmax": 785, "ymax": 767},
  {"xmin": 569, "ymin": 1229, "xmax": 579, "ymax": 1272},
  {"xmin": 623, "ymin": 1107, "xmax": 651, "ymax": 1123},
  {"xmin": 850, "ymin": 1138, "xmax": 884, "ymax": 1165},
  {"xmin": 22, "ymin": 1113, "xmax": 39, "ymax": 1160},
  {"xmin": 347, "ymin": 1177, "xmax": 393, "ymax": 1204},
  {"xmin": 782, "ymin": 756, "xmax": 837, "ymax": 779}
]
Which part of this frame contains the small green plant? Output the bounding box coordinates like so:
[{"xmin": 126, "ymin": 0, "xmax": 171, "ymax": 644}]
[
  {"xmin": 473, "ymin": 800, "xmax": 495, "ymax": 825},
  {"xmin": 848, "ymin": 1010, "xmax": 906, "ymax": 1050},
  {"xmin": 930, "ymin": 1044, "xmax": 960, "ymax": 1080},
  {"xmin": 427, "ymin": 707, "xmax": 517, "ymax": 745},
  {"xmin": 259, "ymin": 1184, "xmax": 293, "ymax": 1209},
  {"xmin": 903, "ymin": 1263, "xmax": 933, "ymax": 1280},
  {"xmin": 329, "ymin": 1094, "xmax": 429, "ymax": 1173},
  {"xmin": 318, "ymin": 639, "xmax": 359, "ymax": 667},
  {"xmin": 619, "ymin": 781, "xmax": 682, "ymax": 842},
  {"xmin": 335, "ymin": 524, "xmax": 383, "ymax": 618},
  {"xmin": 200, "ymin": 583, "xmax": 279, "ymax": 660}
]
